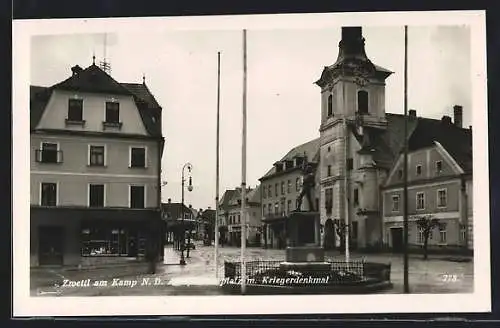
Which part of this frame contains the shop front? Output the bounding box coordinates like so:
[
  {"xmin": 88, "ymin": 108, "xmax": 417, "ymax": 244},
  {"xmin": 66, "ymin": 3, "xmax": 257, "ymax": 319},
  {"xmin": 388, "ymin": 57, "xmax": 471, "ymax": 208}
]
[{"xmin": 31, "ymin": 206, "xmax": 163, "ymax": 267}]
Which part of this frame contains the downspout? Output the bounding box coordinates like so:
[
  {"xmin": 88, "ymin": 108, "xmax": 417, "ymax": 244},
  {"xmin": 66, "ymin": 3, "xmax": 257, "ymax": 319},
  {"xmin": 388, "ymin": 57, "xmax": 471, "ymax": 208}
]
[
  {"xmin": 460, "ymin": 174, "xmax": 469, "ymax": 250},
  {"xmin": 158, "ymin": 136, "xmax": 165, "ymax": 261}
]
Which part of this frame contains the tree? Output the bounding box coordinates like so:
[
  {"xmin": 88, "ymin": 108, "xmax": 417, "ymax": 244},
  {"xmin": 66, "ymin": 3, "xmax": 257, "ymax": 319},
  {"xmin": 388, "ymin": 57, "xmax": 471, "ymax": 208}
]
[{"xmin": 416, "ymin": 215, "xmax": 440, "ymax": 260}]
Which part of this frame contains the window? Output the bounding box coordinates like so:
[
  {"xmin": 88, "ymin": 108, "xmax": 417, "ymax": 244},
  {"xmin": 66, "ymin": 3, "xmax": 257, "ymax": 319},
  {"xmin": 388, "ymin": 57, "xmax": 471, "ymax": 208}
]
[
  {"xmin": 105, "ymin": 101, "xmax": 120, "ymax": 123},
  {"xmin": 287, "ymin": 180, "xmax": 292, "ymax": 193},
  {"xmin": 397, "ymin": 169, "xmax": 403, "ymax": 180},
  {"xmin": 89, "ymin": 184, "xmax": 105, "ymax": 207},
  {"xmin": 280, "ymin": 198, "xmax": 285, "ymax": 213},
  {"xmin": 439, "ymin": 223, "xmax": 447, "ymax": 243},
  {"xmin": 296, "ymin": 177, "xmax": 301, "ymax": 192},
  {"xmin": 437, "ymin": 189, "xmax": 447, "ymax": 208},
  {"xmin": 262, "ymin": 186, "xmax": 266, "ymax": 199},
  {"xmin": 353, "ymin": 188, "xmax": 359, "ymax": 206},
  {"xmin": 325, "ymin": 188, "xmax": 333, "ymax": 214},
  {"xmin": 37, "ymin": 142, "xmax": 61, "ymax": 163},
  {"xmin": 327, "ymin": 165, "xmax": 332, "ymax": 177},
  {"xmin": 40, "ymin": 182, "xmax": 57, "ymax": 206},
  {"xmin": 357, "ymin": 90, "xmax": 369, "ymax": 114},
  {"xmin": 436, "ymin": 161, "xmax": 443, "ymax": 174},
  {"xmin": 417, "ymin": 227, "xmax": 424, "ymax": 244},
  {"xmin": 327, "ymin": 94, "xmax": 333, "ymax": 117},
  {"xmin": 281, "ymin": 182, "xmax": 285, "ymax": 195},
  {"xmin": 460, "ymin": 224, "xmax": 467, "ymax": 243},
  {"xmin": 416, "ymin": 165, "xmax": 422, "ymax": 176},
  {"xmin": 130, "ymin": 185, "xmax": 145, "ymax": 208},
  {"xmin": 391, "ymin": 195, "xmax": 400, "ymax": 212},
  {"xmin": 67, "ymin": 99, "xmax": 83, "ymax": 121},
  {"xmin": 275, "ymin": 183, "xmax": 278, "ymax": 196},
  {"xmin": 274, "ymin": 202, "xmax": 279, "ymax": 214},
  {"xmin": 327, "ymin": 146, "xmax": 331, "ymax": 152},
  {"xmin": 268, "ymin": 204, "xmax": 272, "ymax": 215},
  {"xmin": 296, "ymin": 199, "xmax": 300, "ymax": 210},
  {"xmin": 416, "ymin": 192, "xmax": 425, "ymax": 210},
  {"xmin": 89, "ymin": 145, "xmax": 105, "ymax": 166},
  {"xmin": 268, "ymin": 185, "xmax": 272, "ymax": 198},
  {"xmin": 130, "ymin": 147, "xmax": 146, "ymax": 168},
  {"xmin": 238, "ymin": 215, "xmax": 241, "ymax": 224},
  {"xmin": 81, "ymin": 227, "xmax": 132, "ymax": 257},
  {"xmin": 347, "ymin": 158, "xmax": 353, "ymax": 171},
  {"xmin": 287, "ymin": 200, "xmax": 292, "ymax": 213}
]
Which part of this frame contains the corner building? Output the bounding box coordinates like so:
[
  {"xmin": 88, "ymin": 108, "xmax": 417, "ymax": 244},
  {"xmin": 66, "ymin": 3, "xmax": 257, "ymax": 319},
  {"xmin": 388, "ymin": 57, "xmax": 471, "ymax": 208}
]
[{"xmin": 30, "ymin": 63, "xmax": 164, "ymax": 266}]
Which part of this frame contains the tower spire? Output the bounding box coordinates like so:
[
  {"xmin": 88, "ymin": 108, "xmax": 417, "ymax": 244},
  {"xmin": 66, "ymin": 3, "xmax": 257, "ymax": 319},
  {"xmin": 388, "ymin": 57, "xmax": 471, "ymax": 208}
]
[{"xmin": 337, "ymin": 27, "xmax": 369, "ymax": 62}]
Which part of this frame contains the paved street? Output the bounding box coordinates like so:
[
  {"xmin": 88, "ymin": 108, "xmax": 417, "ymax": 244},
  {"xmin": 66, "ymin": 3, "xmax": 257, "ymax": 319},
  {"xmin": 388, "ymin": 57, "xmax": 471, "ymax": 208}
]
[{"xmin": 30, "ymin": 243, "xmax": 473, "ymax": 296}]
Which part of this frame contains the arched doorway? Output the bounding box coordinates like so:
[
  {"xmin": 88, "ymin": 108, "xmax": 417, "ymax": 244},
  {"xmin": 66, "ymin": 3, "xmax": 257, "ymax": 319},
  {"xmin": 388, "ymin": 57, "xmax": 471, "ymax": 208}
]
[{"xmin": 323, "ymin": 219, "xmax": 336, "ymax": 250}]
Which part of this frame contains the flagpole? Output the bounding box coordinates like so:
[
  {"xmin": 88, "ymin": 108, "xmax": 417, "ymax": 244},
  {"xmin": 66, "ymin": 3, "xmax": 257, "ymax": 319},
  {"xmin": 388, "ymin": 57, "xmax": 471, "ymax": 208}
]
[
  {"xmin": 403, "ymin": 25, "xmax": 410, "ymax": 294},
  {"xmin": 215, "ymin": 51, "xmax": 221, "ymax": 281},
  {"xmin": 240, "ymin": 29, "xmax": 248, "ymax": 295}
]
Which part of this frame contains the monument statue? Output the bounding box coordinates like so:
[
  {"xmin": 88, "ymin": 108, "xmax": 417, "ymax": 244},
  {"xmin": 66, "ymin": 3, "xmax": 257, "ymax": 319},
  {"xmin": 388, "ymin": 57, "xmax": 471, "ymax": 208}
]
[{"xmin": 296, "ymin": 158, "xmax": 315, "ymax": 212}]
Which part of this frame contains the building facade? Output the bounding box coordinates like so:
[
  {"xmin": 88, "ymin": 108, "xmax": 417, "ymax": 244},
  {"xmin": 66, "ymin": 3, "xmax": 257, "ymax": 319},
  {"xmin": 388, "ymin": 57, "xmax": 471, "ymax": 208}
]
[
  {"xmin": 217, "ymin": 189, "xmax": 237, "ymax": 245},
  {"xmin": 382, "ymin": 110, "xmax": 473, "ymax": 251},
  {"xmin": 161, "ymin": 199, "xmax": 198, "ymax": 246},
  {"xmin": 259, "ymin": 140, "xmax": 320, "ymax": 249},
  {"xmin": 226, "ymin": 187, "xmax": 262, "ymax": 247},
  {"xmin": 30, "ymin": 63, "xmax": 164, "ymax": 266},
  {"xmin": 315, "ymin": 27, "xmax": 473, "ymax": 251}
]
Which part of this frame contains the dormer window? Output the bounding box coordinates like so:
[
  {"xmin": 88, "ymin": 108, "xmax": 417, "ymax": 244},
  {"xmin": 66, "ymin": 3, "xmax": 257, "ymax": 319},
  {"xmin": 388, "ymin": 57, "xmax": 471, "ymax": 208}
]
[
  {"xmin": 103, "ymin": 101, "xmax": 122, "ymax": 130},
  {"xmin": 357, "ymin": 90, "xmax": 368, "ymax": 115},
  {"xmin": 327, "ymin": 94, "xmax": 333, "ymax": 117},
  {"xmin": 436, "ymin": 161, "xmax": 443, "ymax": 174},
  {"xmin": 67, "ymin": 98, "xmax": 84, "ymax": 123},
  {"xmin": 105, "ymin": 101, "xmax": 120, "ymax": 123},
  {"xmin": 275, "ymin": 162, "xmax": 284, "ymax": 173}
]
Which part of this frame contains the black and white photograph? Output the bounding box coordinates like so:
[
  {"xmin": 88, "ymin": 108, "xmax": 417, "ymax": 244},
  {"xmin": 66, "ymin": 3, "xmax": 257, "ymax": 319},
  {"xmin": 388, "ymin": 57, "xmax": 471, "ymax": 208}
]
[{"xmin": 13, "ymin": 10, "xmax": 489, "ymax": 316}]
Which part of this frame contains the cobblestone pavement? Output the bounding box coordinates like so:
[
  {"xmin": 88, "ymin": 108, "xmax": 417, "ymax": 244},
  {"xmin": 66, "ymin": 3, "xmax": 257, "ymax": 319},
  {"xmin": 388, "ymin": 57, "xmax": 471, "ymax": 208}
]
[{"xmin": 30, "ymin": 243, "xmax": 473, "ymax": 296}]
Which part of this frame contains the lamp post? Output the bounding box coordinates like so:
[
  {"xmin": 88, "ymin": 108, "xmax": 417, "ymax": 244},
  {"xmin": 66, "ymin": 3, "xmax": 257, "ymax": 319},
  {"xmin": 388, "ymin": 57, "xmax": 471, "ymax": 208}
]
[{"xmin": 180, "ymin": 162, "xmax": 193, "ymax": 265}]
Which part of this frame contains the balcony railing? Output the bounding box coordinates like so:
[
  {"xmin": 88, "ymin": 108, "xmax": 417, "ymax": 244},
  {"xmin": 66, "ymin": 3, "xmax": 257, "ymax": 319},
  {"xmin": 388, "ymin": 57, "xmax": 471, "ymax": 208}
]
[{"xmin": 35, "ymin": 149, "xmax": 63, "ymax": 164}]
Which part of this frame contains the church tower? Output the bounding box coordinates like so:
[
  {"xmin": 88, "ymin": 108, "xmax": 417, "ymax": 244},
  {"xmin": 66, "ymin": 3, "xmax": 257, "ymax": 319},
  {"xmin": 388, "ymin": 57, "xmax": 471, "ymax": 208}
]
[{"xmin": 316, "ymin": 27, "xmax": 393, "ymax": 249}]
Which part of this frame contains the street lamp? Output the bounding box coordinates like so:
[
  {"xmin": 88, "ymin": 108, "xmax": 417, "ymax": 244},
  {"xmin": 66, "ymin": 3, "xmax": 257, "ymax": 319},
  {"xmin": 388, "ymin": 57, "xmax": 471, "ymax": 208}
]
[{"xmin": 180, "ymin": 162, "xmax": 193, "ymax": 265}]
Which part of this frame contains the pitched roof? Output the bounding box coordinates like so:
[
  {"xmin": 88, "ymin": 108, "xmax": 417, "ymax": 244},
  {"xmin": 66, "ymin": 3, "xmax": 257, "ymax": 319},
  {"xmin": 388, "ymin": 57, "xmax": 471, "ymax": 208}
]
[
  {"xmin": 260, "ymin": 138, "xmax": 321, "ymax": 180},
  {"xmin": 161, "ymin": 202, "xmax": 192, "ymax": 220},
  {"xmin": 352, "ymin": 113, "xmax": 472, "ymax": 173},
  {"xmin": 52, "ymin": 64, "xmax": 131, "ymax": 95},
  {"xmin": 219, "ymin": 189, "xmax": 237, "ymax": 210},
  {"xmin": 408, "ymin": 116, "xmax": 472, "ymax": 173},
  {"xmin": 30, "ymin": 64, "xmax": 163, "ymax": 137}
]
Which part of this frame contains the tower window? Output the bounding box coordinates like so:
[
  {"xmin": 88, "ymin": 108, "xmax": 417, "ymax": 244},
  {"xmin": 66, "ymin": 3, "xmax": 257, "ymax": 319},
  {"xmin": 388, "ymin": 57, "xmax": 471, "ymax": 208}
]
[
  {"xmin": 357, "ymin": 90, "xmax": 368, "ymax": 114},
  {"xmin": 327, "ymin": 94, "xmax": 333, "ymax": 117}
]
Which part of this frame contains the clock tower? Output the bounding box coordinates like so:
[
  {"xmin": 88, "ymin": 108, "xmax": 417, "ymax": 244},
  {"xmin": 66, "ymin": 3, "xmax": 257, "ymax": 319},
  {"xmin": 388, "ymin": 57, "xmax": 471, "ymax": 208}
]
[{"xmin": 316, "ymin": 27, "xmax": 393, "ymax": 249}]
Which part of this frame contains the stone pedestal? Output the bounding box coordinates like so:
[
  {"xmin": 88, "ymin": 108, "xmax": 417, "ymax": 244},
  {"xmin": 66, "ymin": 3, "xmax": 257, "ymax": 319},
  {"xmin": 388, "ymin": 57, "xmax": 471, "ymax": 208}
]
[{"xmin": 284, "ymin": 211, "xmax": 325, "ymax": 263}]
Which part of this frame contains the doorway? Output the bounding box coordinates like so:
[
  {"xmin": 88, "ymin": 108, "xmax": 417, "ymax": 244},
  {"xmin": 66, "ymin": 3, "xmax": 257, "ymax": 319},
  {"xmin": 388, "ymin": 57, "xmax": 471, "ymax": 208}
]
[
  {"xmin": 38, "ymin": 226, "xmax": 64, "ymax": 265},
  {"xmin": 391, "ymin": 227, "xmax": 404, "ymax": 253}
]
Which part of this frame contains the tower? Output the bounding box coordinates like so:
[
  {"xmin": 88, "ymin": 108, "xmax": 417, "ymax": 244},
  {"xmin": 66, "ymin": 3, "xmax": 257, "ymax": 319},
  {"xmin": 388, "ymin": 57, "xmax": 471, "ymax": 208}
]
[{"xmin": 315, "ymin": 27, "xmax": 393, "ymax": 249}]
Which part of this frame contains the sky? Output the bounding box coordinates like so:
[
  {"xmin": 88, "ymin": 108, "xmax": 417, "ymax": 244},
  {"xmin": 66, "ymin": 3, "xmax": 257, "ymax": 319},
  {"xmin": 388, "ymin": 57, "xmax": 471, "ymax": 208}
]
[{"xmin": 30, "ymin": 25, "xmax": 472, "ymax": 210}]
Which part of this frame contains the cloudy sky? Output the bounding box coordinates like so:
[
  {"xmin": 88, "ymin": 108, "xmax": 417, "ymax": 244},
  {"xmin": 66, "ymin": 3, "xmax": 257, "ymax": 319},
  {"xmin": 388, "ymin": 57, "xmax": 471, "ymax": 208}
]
[{"xmin": 30, "ymin": 24, "xmax": 471, "ymax": 210}]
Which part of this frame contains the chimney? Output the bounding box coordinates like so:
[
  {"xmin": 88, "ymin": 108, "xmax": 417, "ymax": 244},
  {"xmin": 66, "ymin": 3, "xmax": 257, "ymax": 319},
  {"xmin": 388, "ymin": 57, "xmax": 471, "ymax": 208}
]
[
  {"xmin": 453, "ymin": 105, "xmax": 463, "ymax": 128},
  {"xmin": 168, "ymin": 198, "xmax": 171, "ymax": 203},
  {"xmin": 189, "ymin": 204, "xmax": 192, "ymax": 209},
  {"xmin": 208, "ymin": 206, "xmax": 211, "ymax": 210},
  {"xmin": 71, "ymin": 65, "xmax": 83, "ymax": 76},
  {"xmin": 409, "ymin": 109, "xmax": 416, "ymax": 118},
  {"xmin": 441, "ymin": 115, "xmax": 452, "ymax": 125}
]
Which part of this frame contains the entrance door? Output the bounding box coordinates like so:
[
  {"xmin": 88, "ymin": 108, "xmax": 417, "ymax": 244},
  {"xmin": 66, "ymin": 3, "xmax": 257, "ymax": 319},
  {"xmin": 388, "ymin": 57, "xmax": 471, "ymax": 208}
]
[
  {"xmin": 38, "ymin": 226, "xmax": 64, "ymax": 265},
  {"xmin": 391, "ymin": 228, "xmax": 404, "ymax": 253}
]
